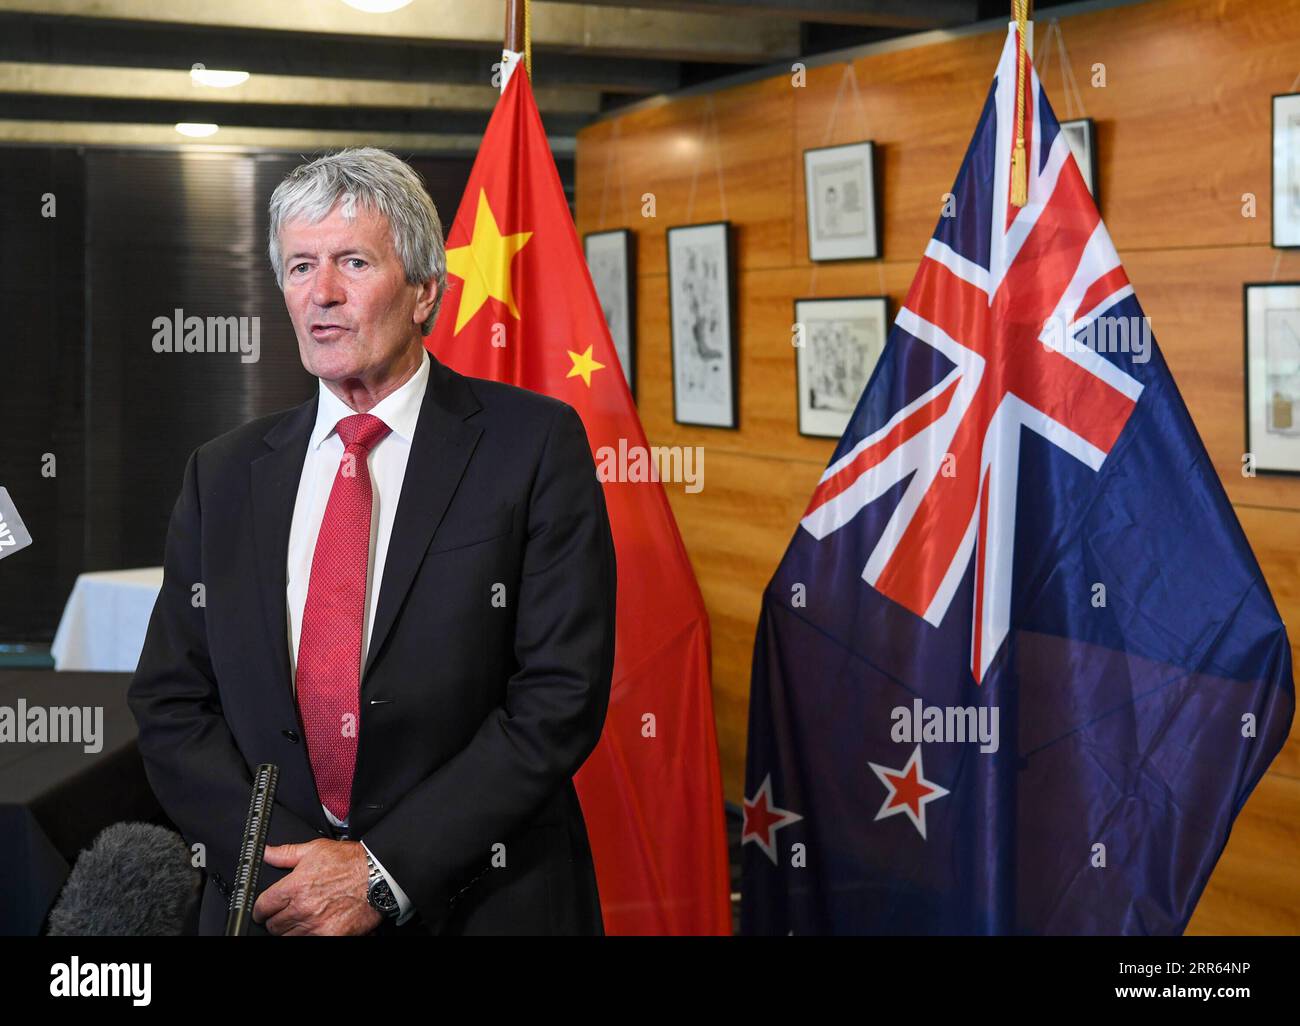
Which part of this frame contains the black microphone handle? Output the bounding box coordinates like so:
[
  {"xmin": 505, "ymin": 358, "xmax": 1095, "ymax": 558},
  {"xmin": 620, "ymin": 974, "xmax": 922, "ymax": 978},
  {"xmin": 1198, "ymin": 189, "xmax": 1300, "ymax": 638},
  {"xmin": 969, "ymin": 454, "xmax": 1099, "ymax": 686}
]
[{"xmin": 224, "ymin": 763, "xmax": 279, "ymax": 937}]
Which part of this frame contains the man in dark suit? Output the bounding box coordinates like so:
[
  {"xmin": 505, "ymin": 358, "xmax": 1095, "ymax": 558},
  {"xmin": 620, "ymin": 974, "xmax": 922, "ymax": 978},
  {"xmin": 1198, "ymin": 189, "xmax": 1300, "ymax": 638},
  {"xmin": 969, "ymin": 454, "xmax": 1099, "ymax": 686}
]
[{"xmin": 127, "ymin": 147, "xmax": 616, "ymax": 936}]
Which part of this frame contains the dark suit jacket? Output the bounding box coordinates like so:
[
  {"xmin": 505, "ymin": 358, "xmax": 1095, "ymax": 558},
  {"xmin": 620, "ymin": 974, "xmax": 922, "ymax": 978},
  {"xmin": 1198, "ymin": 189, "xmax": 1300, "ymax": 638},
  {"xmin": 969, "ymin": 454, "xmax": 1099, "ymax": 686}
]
[{"xmin": 127, "ymin": 351, "xmax": 617, "ymax": 936}]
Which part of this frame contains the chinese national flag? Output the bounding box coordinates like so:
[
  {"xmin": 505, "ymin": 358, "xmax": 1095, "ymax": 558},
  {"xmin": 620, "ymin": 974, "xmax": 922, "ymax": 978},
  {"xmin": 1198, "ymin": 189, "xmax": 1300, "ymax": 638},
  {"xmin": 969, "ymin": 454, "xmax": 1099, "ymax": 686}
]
[{"xmin": 424, "ymin": 66, "xmax": 731, "ymax": 934}]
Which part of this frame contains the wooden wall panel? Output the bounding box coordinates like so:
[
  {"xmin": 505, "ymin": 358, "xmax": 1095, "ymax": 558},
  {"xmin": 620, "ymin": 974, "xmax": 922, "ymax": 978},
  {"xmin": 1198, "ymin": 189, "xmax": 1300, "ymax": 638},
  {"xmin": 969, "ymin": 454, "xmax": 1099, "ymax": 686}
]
[
  {"xmin": 1187, "ymin": 772, "xmax": 1300, "ymax": 935},
  {"xmin": 576, "ymin": 0, "xmax": 1300, "ymax": 932},
  {"xmin": 1123, "ymin": 246, "xmax": 1300, "ymax": 512},
  {"xmin": 781, "ymin": 0, "xmax": 1300, "ymax": 264},
  {"xmin": 576, "ymin": 75, "xmax": 795, "ymax": 275},
  {"xmin": 1239, "ymin": 506, "xmax": 1300, "ymax": 779}
]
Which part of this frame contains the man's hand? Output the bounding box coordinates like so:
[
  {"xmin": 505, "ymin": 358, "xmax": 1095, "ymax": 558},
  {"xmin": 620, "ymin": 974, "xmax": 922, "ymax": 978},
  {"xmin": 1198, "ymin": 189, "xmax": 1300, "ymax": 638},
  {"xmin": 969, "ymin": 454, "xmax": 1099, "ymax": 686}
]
[{"xmin": 253, "ymin": 839, "xmax": 384, "ymax": 936}]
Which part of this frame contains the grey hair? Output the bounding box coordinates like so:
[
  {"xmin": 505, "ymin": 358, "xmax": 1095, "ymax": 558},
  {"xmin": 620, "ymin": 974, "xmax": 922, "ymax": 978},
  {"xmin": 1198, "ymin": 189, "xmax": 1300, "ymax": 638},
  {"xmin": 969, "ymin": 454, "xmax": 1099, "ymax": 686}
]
[{"xmin": 268, "ymin": 147, "xmax": 447, "ymax": 335}]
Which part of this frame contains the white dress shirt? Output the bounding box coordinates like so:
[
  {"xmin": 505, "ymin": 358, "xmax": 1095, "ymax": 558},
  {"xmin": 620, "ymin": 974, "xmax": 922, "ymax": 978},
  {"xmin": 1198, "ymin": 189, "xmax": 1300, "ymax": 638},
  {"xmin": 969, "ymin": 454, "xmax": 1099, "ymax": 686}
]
[{"xmin": 285, "ymin": 347, "xmax": 431, "ymax": 927}]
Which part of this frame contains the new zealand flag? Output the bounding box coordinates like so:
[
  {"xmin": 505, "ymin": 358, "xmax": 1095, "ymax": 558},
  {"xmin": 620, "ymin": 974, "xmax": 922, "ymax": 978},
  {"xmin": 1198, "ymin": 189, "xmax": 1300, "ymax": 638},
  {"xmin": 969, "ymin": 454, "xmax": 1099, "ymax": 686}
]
[{"xmin": 741, "ymin": 23, "xmax": 1294, "ymax": 934}]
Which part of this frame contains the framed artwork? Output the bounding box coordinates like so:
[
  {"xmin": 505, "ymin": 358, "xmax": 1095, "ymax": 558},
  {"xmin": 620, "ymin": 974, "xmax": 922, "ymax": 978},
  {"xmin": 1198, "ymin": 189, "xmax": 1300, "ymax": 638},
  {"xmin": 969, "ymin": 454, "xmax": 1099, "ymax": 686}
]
[
  {"xmin": 583, "ymin": 228, "xmax": 637, "ymax": 399},
  {"xmin": 1244, "ymin": 282, "xmax": 1300, "ymax": 475},
  {"xmin": 793, "ymin": 295, "xmax": 889, "ymax": 438},
  {"xmin": 1060, "ymin": 117, "xmax": 1098, "ymax": 203},
  {"xmin": 1273, "ymin": 93, "xmax": 1300, "ymax": 247},
  {"xmin": 667, "ymin": 221, "xmax": 738, "ymax": 428},
  {"xmin": 803, "ymin": 141, "xmax": 880, "ymax": 261}
]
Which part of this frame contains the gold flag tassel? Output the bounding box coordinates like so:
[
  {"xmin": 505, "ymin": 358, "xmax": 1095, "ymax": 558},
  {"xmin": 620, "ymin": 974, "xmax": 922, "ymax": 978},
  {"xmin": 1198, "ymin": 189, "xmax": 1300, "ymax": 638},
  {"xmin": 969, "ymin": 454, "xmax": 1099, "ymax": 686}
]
[{"xmin": 1009, "ymin": 0, "xmax": 1030, "ymax": 207}]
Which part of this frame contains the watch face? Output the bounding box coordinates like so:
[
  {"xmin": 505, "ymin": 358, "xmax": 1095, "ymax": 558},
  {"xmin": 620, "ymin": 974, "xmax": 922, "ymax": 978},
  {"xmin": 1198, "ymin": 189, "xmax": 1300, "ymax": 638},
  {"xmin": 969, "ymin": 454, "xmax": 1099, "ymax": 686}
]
[{"xmin": 369, "ymin": 878, "xmax": 399, "ymax": 915}]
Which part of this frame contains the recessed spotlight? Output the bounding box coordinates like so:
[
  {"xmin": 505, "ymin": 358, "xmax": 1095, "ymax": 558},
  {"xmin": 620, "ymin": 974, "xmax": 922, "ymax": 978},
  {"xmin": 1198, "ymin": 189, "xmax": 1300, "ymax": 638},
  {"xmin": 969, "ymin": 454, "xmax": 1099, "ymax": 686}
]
[
  {"xmin": 175, "ymin": 123, "xmax": 219, "ymax": 137},
  {"xmin": 341, "ymin": 0, "xmax": 414, "ymax": 12},
  {"xmin": 191, "ymin": 68, "xmax": 250, "ymax": 88}
]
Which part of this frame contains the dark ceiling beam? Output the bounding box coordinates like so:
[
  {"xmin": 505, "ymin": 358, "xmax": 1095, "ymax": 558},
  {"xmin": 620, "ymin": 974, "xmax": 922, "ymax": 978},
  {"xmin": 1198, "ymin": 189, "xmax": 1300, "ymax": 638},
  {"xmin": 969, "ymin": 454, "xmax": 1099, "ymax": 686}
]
[
  {"xmin": 0, "ymin": 14, "xmax": 680, "ymax": 95},
  {"xmin": 556, "ymin": 0, "xmax": 977, "ymax": 29},
  {"xmin": 0, "ymin": 1, "xmax": 798, "ymax": 64},
  {"xmin": 0, "ymin": 93, "xmax": 593, "ymax": 138},
  {"xmin": 0, "ymin": 63, "xmax": 603, "ymax": 116}
]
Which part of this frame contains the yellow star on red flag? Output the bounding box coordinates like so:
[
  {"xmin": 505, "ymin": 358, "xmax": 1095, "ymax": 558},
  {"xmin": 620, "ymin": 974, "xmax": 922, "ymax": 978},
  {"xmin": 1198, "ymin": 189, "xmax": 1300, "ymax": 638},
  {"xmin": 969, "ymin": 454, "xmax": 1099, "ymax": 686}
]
[
  {"xmin": 444, "ymin": 188, "xmax": 532, "ymax": 334},
  {"xmin": 565, "ymin": 344, "xmax": 605, "ymax": 387}
]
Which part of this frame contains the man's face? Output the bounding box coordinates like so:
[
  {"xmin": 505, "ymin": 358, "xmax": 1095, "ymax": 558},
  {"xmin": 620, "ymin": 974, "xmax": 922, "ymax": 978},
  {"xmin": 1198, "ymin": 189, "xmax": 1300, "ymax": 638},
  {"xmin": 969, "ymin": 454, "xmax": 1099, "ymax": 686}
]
[{"xmin": 278, "ymin": 199, "xmax": 436, "ymax": 387}]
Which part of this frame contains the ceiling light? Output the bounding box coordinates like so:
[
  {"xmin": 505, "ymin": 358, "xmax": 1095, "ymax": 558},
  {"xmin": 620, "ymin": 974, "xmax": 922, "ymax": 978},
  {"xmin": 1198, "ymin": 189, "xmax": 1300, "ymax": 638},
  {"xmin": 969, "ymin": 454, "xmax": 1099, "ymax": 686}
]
[
  {"xmin": 175, "ymin": 123, "xmax": 219, "ymax": 137},
  {"xmin": 191, "ymin": 68, "xmax": 250, "ymax": 88},
  {"xmin": 341, "ymin": 0, "xmax": 414, "ymax": 12}
]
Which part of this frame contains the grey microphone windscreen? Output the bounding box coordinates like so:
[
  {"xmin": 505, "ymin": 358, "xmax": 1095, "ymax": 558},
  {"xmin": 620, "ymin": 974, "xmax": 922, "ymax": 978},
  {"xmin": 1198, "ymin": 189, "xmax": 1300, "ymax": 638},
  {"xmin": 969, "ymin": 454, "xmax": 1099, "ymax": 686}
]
[{"xmin": 46, "ymin": 821, "xmax": 202, "ymax": 936}]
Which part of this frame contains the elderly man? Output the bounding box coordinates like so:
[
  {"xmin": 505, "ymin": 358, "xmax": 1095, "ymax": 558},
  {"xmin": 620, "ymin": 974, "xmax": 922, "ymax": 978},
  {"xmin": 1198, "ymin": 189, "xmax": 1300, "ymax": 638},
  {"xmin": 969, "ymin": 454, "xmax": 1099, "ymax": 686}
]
[{"xmin": 127, "ymin": 147, "xmax": 616, "ymax": 936}]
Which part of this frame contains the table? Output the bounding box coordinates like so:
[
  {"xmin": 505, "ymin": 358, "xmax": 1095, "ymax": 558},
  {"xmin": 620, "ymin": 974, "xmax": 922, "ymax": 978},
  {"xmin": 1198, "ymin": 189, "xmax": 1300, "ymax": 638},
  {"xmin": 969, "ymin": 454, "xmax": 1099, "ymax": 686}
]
[
  {"xmin": 50, "ymin": 567, "xmax": 163, "ymax": 672},
  {"xmin": 0, "ymin": 669, "xmax": 161, "ymax": 935}
]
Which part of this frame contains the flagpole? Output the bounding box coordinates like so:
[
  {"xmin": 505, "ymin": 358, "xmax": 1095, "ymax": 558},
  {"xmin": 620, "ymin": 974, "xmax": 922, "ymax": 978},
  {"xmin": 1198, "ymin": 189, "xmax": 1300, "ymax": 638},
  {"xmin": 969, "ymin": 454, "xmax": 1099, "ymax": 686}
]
[
  {"xmin": 502, "ymin": 0, "xmax": 531, "ymax": 91},
  {"xmin": 504, "ymin": 0, "xmax": 524, "ymax": 54},
  {"xmin": 1010, "ymin": 0, "xmax": 1031, "ymax": 206}
]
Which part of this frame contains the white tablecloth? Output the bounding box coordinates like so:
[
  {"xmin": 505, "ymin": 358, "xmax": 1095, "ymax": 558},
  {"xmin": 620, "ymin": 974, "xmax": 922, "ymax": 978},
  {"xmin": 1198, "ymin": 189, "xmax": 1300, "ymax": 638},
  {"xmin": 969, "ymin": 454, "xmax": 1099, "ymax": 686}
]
[{"xmin": 50, "ymin": 567, "xmax": 164, "ymax": 672}]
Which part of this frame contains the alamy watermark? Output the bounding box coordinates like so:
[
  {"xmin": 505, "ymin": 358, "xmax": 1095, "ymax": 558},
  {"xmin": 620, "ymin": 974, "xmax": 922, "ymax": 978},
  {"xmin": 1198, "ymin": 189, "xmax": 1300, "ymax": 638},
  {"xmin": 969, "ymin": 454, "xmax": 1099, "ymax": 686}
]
[
  {"xmin": 1, "ymin": 700, "xmax": 102, "ymax": 753},
  {"xmin": 152, "ymin": 308, "xmax": 260, "ymax": 363},
  {"xmin": 891, "ymin": 698, "xmax": 999, "ymax": 754},
  {"xmin": 1040, "ymin": 313, "xmax": 1151, "ymax": 364},
  {"xmin": 595, "ymin": 439, "xmax": 704, "ymax": 493},
  {"xmin": 50, "ymin": 958, "xmax": 150, "ymax": 1005}
]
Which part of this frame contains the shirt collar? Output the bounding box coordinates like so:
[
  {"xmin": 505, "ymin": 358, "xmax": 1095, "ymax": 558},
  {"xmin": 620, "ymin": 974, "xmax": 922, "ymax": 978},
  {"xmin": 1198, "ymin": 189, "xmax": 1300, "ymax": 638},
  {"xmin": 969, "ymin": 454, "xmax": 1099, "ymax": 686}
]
[{"xmin": 309, "ymin": 346, "xmax": 430, "ymax": 451}]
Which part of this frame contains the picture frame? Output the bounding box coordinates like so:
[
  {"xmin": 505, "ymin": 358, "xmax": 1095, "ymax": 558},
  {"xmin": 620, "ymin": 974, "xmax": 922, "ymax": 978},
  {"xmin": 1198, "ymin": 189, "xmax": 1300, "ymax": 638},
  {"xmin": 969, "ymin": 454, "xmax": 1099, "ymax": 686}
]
[
  {"xmin": 1243, "ymin": 282, "xmax": 1300, "ymax": 476},
  {"xmin": 1272, "ymin": 93, "xmax": 1300, "ymax": 248},
  {"xmin": 667, "ymin": 221, "xmax": 738, "ymax": 428},
  {"xmin": 1060, "ymin": 117, "xmax": 1099, "ymax": 205},
  {"xmin": 793, "ymin": 295, "xmax": 890, "ymax": 438},
  {"xmin": 803, "ymin": 141, "xmax": 880, "ymax": 262},
  {"xmin": 583, "ymin": 228, "xmax": 637, "ymax": 400}
]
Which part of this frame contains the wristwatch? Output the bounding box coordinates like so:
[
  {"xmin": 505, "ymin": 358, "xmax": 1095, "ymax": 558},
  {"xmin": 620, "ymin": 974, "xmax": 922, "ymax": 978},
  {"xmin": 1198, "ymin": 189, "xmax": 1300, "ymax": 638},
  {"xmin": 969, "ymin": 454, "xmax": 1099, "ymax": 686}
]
[{"xmin": 364, "ymin": 848, "xmax": 400, "ymax": 919}]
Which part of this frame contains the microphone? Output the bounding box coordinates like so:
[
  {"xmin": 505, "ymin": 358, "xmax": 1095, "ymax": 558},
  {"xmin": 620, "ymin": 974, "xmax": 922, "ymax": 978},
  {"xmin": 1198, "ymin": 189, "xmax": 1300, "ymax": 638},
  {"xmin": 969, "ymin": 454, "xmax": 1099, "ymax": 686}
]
[
  {"xmin": 225, "ymin": 763, "xmax": 279, "ymax": 937},
  {"xmin": 45, "ymin": 822, "xmax": 202, "ymax": 936}
]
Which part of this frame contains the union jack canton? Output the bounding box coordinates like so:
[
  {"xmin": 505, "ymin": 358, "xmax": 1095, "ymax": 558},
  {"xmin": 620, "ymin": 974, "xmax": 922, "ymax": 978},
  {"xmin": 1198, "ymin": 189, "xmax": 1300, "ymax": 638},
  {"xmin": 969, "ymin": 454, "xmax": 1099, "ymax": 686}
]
[{"xmin": 800, "ymin": 25, "xmax": 1142, "ymax": 683}]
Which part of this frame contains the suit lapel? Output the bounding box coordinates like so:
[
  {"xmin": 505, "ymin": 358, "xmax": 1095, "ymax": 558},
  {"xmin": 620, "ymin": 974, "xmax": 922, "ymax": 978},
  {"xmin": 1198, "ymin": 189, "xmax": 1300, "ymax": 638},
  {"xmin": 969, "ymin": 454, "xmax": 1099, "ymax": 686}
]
[
  {"xmin": 363, "ymin": 354, "xmax": 483, "ymax": 681},
  {"xmin": 249, "ymin": 391, "xmax": 327, "ymax": 831},
  {"xmin": 251, "ymin": 392, "xmax": 317, "ymax": 711}
]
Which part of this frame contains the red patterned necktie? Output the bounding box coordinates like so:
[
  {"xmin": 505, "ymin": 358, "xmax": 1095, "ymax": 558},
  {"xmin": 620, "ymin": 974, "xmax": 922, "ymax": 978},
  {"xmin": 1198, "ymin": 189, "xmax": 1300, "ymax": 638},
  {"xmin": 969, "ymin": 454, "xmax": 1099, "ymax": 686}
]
[{"xmin": 296, "ymin": 412, "xmax": 391, "ymax": 823}]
